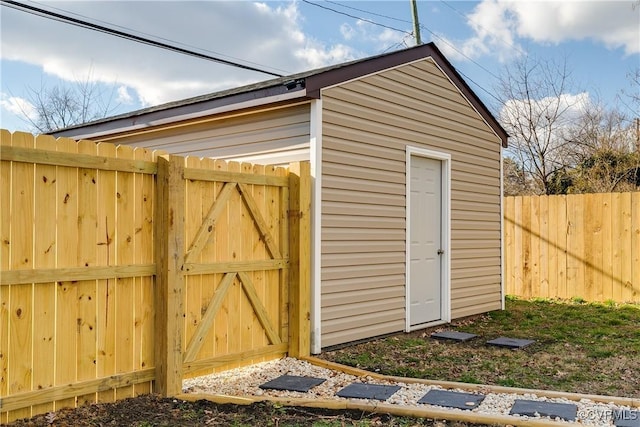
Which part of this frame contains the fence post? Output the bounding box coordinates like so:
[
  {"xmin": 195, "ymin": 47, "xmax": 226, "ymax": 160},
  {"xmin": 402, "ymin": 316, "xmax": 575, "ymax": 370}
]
[
  {"xmin": 154, "ymin": 155, "xmax": 185, "ymax": 396},
  {"xmin": 288, "ymin": 161, "xmax": 311, "ymax": 358}
]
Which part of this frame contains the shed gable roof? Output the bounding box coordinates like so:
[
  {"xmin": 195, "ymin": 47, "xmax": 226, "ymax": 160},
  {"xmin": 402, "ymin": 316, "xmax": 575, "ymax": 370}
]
[{"xmin": 53, "ymin": 42, "xmax": 507, "ymax": 147}]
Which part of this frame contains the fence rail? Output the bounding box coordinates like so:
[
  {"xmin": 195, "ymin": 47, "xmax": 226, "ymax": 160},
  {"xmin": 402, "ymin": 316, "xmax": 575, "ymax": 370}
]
[
  {"xmin": 0, "ymin": 130, "xmax": 310, "ymax": 422},
  {"xmin": 504, "ymin": 192, "xmax": 640, "ymax": 303}
]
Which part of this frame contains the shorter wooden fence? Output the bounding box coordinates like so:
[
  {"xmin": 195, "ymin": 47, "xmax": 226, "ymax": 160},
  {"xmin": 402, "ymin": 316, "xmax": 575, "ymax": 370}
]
[
  {"xmin": 0, "ymin": 130, "xmax": 311, "ymax": 422},
  {"xmin": 504, "ymin": 193, "xmax": 640, "ymax": 303}
]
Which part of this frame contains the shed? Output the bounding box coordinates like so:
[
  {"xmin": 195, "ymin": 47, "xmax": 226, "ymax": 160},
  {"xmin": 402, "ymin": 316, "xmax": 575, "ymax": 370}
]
[{"xmin": 55, "ymin": 42, "xmax": 508, "ymax": 353}]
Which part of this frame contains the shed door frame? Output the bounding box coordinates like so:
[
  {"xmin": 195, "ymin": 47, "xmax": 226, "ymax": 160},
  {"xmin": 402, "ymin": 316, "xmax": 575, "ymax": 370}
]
[{"xmin": 405, "ymin": 146, "xmax": 451, "ymax": 332}]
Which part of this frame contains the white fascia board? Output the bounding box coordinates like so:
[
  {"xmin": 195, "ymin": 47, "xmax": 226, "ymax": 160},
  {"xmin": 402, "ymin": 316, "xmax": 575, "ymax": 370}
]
[{"xmin": 310, "ymin": 99, "xmax": 322, "ymax": 354}]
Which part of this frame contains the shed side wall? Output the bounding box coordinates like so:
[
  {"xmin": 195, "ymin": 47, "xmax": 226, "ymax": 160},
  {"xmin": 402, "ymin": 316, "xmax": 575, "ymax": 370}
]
[
  {"xmin": 320, "ymin": 58, "xmax": 502, "ymax": 347},
  {"xmin": 94, "ymin": 104, "xmax": 311, "ymax": 165}
]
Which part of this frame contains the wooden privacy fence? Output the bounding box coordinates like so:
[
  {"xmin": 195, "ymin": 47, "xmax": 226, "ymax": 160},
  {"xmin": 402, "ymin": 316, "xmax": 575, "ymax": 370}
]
[
  {"xmin": 0, "ymin": 130, "xmax": 311, "ymax": 422},
  {"xmin": 504, "ymin": 193, "xmax": 640, "ymax": 303}
]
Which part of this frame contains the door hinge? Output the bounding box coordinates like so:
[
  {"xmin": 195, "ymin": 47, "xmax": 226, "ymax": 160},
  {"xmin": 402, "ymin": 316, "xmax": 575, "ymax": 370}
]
[{"xmin": 437, "ymin": 249, "xmax": 444, "ymax": 255}]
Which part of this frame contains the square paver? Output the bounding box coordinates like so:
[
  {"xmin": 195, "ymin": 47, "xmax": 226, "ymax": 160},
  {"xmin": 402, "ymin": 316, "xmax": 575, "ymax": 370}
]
[
  {"xmin": 509, "ymin": 399, "xmax": 577, "ymax": 421},
  {"xmin": 431, "ymin": 331, "xmax": 478, "ymax": 342},
  {"xmin": 487, "ymin": 337, "xmax": 535, "ymax": 349},
  {"xmin": 259, "ymin": 375, "xmax": 326, "ymax": 392},
  {"xmin": 614, "ymin": 409, "xmax": 640, "ymax": 427},
  {"xmin": 418, "ymin": 389, "xmax": 485, "ymax": 410},
  {"xmin": 336, "ymin": 383, "xmax": 401, "ymax": 401}
]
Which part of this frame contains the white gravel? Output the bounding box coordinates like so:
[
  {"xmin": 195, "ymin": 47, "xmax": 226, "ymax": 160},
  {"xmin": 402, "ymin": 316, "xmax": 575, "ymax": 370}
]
[{"xmin": 182, "ymin": 357, "xmax": 637, "ymax": 426}]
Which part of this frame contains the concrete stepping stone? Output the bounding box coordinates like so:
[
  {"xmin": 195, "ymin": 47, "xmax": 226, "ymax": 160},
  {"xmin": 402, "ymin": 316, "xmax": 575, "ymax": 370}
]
[
  {"xmin": 259, "ymin": 374, "xmax": 325, "ymax": 392},
  {"xmin": 430, "ymin": 331, "xmax": 478, "ymax": 342},
  {"xmin": 336, "ymin": 383, "xmax": 401, "ymax": 401},
  {"xmin": 418, "ymin": 389, "xmax": 485, "ymax": 410},
  {"xmin": 510, "ymin": 399, "xmax": 577, "ymax": 421},
  {"xmin": 614, "ymin": 409, "xmax": 640, "ymax": 427},
  {"xmin": 487, "ymin": 336, "xmax": 535, "ymax": 349}
]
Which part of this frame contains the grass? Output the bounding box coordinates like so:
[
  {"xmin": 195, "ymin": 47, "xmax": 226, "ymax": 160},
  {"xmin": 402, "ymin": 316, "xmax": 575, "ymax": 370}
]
[{"xmin": 321, "ymin": 297, "xmax": 640, "ymax": 397}]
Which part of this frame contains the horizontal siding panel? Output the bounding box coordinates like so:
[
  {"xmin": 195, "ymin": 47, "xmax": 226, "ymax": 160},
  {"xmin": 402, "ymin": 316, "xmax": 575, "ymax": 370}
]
[
  {"xmin": 451, "ymin": 248, "xmax": 501, "ymax": 260},
  {"xmin": 451, "ymin": 160, "xmax": 500, "ymax": 179},
  {"xmin": 322, "ymin": 309, "xmax": 404, "ymax": 334},
  {"xmin": 321, "ymin": 263, "xmax": 405, "ymax": 280},
  {"xmin": 452, "ymin": 209, "xmax": 501, "ymax": 221},
  {"xmin": 452, "ymin": 257, "xmax": 500, "ymax": 270},
  {"xmin": 323, "ymin": 188, "xmax": 404, "ymax": 207},
  {"xmin": 322, "ymin": 228, "xmax": 405, "ymax": 241},
  {"xmin": 452, "ymin": 293, "xmax": 501, "ymax": 311},
  {"xmin": 452, "ymin": 283, "xmax": 501, "ymax": 299},
  {"xmin": 452, "ymin": 266, "xmax": 501, "ymax": 280},
  {"xmin": 452, "ymin": 179, "xmax": 501, "ymax": 196},
  {"xmin": 322, "ymin": 252, "xmax": 405, "ymax": 267},
  {"xmin": 384, "ymin": 65, "xmax": 463, "ymax": 105},
  {"xmin": 322, "ymin": 286, "xmax": 405, "ymax": 307},
  {"xmin": 366, "ymin": 71, "xmax": 479, "ymax": 121},
  {"xmin": 454, "ymin": 170, "xmax": 499, "ymax": 188},
  {"xmin": 451, "ymin": 239, "xmax": 501, "ymax": 250},
  {"xmin": 451, "ymin": 229, "xmax": 500, "ymax": 241},
  {"xmin": 323, "ymin": 201, "xmax": 404, "ymax": 218},
  {"xmin": 452, "ymin": 198, "xmax": 501, "ymax": 211},
  {"xmin": 322, "ymin": 240, "xmax": 405, "ymax": 254},
  {"xmin": 323, "ymin": 94, "xmax": 496, "ymax": 148},
  {"xmin": 452, "ymin": 301, "xmax": 502, "ymax": 320},
  {"xmin": 345, "ymin": 79, "xmax": 491, "ymax": 135},
  {"xmin": 322, "ymin": 215, "xmax": 405, "ymax": 229},
  {"xmin": 322, "ymin": 274, "xmax": 405, "ymax": 293},
  {"xmin": 322, "ymin": 174, "xmax": 405, "ymax": 195},
  {"xmin": 452, "ymin": 275, "xmax": 502, "ymax": 290},
  {"xmin": 323, "ymin": 148, "xmax": 405, "ymax": 172},
  {"xmin": 322, "ymin": 297, "xmax": 405, "ymax": 320},
  {"xmin": 323, "ymin": 161, "xmax": 405, "ymax": 184},
  {"xmin": 322, "ymin": 321, "xmax": 405, "ymax": 348},
  {"xmin": 323, "ymin": 135, "xmax": 406, "ymax": 162},
  {"xmin": 453, "ymin": 220, "xmax": 501, "ymax": 231}
]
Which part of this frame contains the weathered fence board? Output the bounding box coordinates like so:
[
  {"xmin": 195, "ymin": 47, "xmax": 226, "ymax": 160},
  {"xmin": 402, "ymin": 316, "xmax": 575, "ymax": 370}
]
[
  {"xmin": 0, "ymin": 130, "xmax": 311, "ymax": 422},
  {"xmin": 504, "ymin": 193, "xmax": 640, "ymax": 303}
]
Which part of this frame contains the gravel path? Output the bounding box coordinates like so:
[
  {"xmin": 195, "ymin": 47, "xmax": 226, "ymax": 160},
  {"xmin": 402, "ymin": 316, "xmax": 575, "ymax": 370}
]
[{"xmin": 182, "ymin": 357, "xmax": 638, "ymax": 426}]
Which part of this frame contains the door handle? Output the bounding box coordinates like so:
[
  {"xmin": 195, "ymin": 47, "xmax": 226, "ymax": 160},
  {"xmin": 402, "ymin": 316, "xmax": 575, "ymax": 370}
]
[{"xmin": 437, "ymin": 249, "xmax": 444, "ymax": 255}]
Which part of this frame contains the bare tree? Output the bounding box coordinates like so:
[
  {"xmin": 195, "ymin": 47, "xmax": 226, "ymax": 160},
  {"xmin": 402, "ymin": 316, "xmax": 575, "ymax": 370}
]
[
  {"xmin": 16, "ymin": 68, "xmax": 120, "ymax": 133},
  {"xmin": 496, "ymin": 55, "xmax": 586, "ymax": 194}
]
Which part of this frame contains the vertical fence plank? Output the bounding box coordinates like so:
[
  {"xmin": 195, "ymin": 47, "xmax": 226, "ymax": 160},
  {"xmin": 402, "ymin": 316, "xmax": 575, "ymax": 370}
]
[
  {"xmin": 7, "ymin": 132, "xmax": 35, "ymax": 421},
  {"xmin": 556, "ymin": 195, "xmax": 568, "ymax": 299},
  {"xmin": 538, "ymin": 196, "xmax": 549, "ymax": 298},
  {"xmin": 546, "ymin": 196, "xmax": 559, "ymax": 298},
  {"xmin": 227, "ymin": 161, "xmax": 242, "ymax": 369},
  {"xmin": 530, "ymin": 196, "xmax": 541, "ymax": 297},
  {"xmin": 184, "ymin": 156, "xmax": 203, "ymax": 373},
  {"xmin": 240, "ymin": 162, "xmax": 255, "ymax": 357},
  {"xmin": 31, "ymin": 135, "xmax": 57, "ymax": 416},
  {"xmin": 133, "ymin": 147, "xmax": 155, "ymax": 395},
  {"xmin": 521, "ymin": 196, "xmax": 532, "ymax": 298},
  {"xmin": 76, "ymin": 140, "xmax": 98, "ymax": 406},
  {"xmin": 54, "ymin": 137, "xmax": 79, "ymax": 412},
  {"xmin": 0, "ymin": 130, "xmax": 11, "ymax": 424},
  {"xmin": 601, "ymin": 193, "xmax": 613, "ymax": 301},
  {"xmin": 154, "ymin": 155, "xmax": 185, "ymax": 396},
  {"xmin": 631, "ymin": 192, "xmax": 640, "ymax": 302},
  {"xmin": 199, "ymin": 157, "xmax": 217, "ymax": 364},
  {"xmin": 96, "ymin": 142, "xmax": 117, "ymax": 403},
  {"xmin": 278, "ymin": 167, "xmax": 290, "ymax": 344},
  {"xmin": 503, "ymin": 196, "xmax": 514, "ymax": 296},
  {"xmin": 213, "ymin": 160, "xmax": 229, "ymax": 361},
  {"xmin": 620, "ymin": 193, "xmax": 633, "ymax": 302},
  {"xmin": 251, "ymin": 163, "xmax": 267, "ymax": 359},
  {"xmin": 513, "ymin": 196, "xmax": 523, "ymax": 296},
  {"xmin": 288, "ymin": 161, "xmax": 311, "ymax": 358},
  {"xmin": 115, "ymin": 145, "xmax": 135, "ymax": 400}
]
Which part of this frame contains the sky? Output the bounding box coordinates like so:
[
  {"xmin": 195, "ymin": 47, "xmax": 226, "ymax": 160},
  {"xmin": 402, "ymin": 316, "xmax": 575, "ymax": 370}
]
[{"xmin": 0, "ymin": 0, "xmax": 639, "ymax": 134}]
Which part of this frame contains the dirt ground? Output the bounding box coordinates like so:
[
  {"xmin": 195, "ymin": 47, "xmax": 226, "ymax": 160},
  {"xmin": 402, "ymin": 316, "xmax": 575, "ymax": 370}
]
[{"xmin": 6, "ymin": 394, "xmax": 490, "ymax": 427}]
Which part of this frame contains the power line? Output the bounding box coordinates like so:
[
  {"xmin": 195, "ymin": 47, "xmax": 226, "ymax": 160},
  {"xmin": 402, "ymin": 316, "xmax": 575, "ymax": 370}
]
[
  {"xmin": 27, "ymin": 0, "xmax": 293, "ymax": 76},
  {"xmin": 301, "ymin": 0, "xmax": 413, "ymax": 36},
  {"xmin": 1, "ymin": 0, "xmax": 284, "ymax": 78},
  {"xmin": 324, "ymin": 0, "xmax": 413, "ymax": 25}
]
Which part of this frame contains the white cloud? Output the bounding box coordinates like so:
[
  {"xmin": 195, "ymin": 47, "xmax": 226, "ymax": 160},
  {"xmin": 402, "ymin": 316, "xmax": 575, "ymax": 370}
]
[
  {"xmin": 0, "ymin": 1, "xmax": 359, "ymax": 108},
  {"xmin": 116, "ymin": 86, "xmax": 133, "ymax": 104},
  {"xmin": 0, "ymin": 93, "xmax": 35, "ymax": 119},
  {"xmin": 445, "ymin": 0, "xmax": 639, "ymax": 62},
  {"xmin": 340, "ymin": 23, "xmax": 356, "ymax": 41}
]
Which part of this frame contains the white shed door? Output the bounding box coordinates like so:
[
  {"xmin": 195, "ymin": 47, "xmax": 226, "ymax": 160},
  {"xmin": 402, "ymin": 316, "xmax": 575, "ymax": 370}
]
[{"xmin": 409, "ymin": 155, "xmax": 442, "ymax": 326}]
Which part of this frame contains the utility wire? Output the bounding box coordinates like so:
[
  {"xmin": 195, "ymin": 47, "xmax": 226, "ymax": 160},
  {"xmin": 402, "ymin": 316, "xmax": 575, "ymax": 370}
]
[
  {"xmin": 301, "ymin": 0, "xmax": 413, "ymax": 36},
  {"xmin": 27, "ymin": 0, "xmax": 293, "ymax": 76},
  {"xmin": 1, "ymin": 0, "xmax": 284, "ymax": 78}
]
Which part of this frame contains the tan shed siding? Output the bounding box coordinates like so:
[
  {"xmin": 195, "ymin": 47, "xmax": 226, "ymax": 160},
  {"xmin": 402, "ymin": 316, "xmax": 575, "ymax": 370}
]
[
  {"xmin": 102, "ymin": 104, "xmax": 311, "ymax": 163},
  {"xmin": 320, "ymin": 58, "xmax": 502, "ymax": 347}
]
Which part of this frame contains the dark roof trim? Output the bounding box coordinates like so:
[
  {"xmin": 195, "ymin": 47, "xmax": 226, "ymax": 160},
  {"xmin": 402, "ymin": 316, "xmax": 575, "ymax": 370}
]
[{"xmin": 53, "ymin": 42, "xmax": 507, "ymax": 147}]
